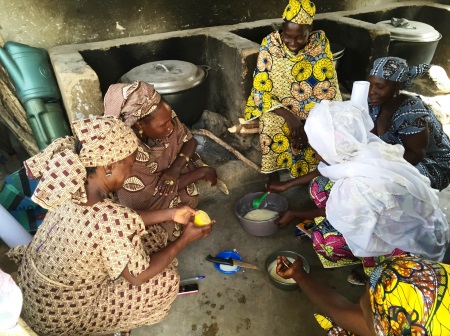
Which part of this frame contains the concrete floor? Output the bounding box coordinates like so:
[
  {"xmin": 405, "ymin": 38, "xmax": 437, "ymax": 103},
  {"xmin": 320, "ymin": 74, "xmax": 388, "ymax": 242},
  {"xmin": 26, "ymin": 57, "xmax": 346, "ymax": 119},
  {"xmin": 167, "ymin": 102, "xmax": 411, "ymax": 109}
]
[
  {"xmin": 132, "ymin": 179, "xmax": 367, "ymax": 336},
  {"xmin": 1, "ymin": 158, "xmax": 449, "ymax": 336}
]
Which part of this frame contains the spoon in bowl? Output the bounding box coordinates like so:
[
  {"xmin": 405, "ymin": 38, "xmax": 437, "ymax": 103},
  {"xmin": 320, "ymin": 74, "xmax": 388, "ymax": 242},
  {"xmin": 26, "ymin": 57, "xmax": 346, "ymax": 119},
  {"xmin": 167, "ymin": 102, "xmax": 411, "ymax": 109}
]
[{"xmin": 252, "ymin": 191, "xmax": 270, "ymax": 209}]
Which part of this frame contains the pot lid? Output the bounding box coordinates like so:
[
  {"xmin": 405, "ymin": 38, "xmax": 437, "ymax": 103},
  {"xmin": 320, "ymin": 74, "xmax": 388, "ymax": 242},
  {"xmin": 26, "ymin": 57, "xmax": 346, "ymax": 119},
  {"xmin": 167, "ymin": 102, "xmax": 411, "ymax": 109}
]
[
  {"xmin": 376, "ymin": 18, "xmax": 441, "ymax": 42},
  {"xmin": 120, "ymin": 60, "xmax": 206, "ymax": 94}
]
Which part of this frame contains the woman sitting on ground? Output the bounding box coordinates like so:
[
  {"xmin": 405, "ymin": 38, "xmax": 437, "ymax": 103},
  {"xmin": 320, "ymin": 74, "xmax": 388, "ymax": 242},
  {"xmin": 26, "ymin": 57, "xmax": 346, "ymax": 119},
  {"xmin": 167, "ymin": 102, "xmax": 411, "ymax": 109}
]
[
  {"xmin": 104, "ymin": 81, "xmax": 218, "ymax": 241},
  {"xmin": 276, "ymin": 254, "xmax": 450, "ymax": 335},
  {"xmin": 244, "ymin": 0, "xmax": 341, "ymax": 181},
  {"xmin": 266, "ymin": 100, "xmax": 449, "ymax": 282},
  {"xmin": 368, "ymin": 56, "xmax": 450, "ymax": 190},
  {"xmin": 7, "ymin": 116, "xmax": 213, "ymax": 336}
]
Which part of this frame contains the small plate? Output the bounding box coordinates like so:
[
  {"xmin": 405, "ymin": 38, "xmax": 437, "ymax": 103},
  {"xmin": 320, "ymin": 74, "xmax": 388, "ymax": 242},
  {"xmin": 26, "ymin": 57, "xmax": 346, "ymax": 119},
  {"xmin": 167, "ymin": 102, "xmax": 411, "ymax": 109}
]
[{"xmin": 214, "ymin": 250, "xmax": 242, "ymax": 274}]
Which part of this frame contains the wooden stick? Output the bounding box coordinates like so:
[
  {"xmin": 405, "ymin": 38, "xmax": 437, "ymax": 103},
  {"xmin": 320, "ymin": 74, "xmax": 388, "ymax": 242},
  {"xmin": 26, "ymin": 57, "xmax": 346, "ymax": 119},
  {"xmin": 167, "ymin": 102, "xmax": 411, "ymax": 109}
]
[
  {"xmin": 191, "ymin": 129, "xmax": 261, "ymax": 172},
  {"xmin": 0, "ymin": 103, "xmax": 39, "ymax": 156},
  {"xmin": 228, "ymin": 124, "xmax": 259, "ymax": 134},
  {"xmin": 0, "ymin": 79, "xmax": 33, "ymax": 133}
]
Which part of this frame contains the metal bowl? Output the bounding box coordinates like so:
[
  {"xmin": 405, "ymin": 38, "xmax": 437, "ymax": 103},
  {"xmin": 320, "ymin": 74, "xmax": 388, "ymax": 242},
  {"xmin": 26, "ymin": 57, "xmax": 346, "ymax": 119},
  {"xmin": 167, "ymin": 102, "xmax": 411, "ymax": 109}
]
[
  {"xmin": 265, "ymin": 250, "xmax": 310, "ymax": 291},
  {"xmin": 234, "ymin": 192, "xmax": 288, "ymax": 236}
]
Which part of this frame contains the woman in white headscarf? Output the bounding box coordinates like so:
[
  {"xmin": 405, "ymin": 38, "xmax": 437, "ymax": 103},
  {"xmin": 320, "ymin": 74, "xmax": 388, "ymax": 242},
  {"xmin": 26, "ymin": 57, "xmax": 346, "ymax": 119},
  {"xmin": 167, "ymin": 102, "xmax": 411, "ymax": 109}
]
[{"xmin": 268, "ymin": 100, "xmax": 449, "ymax": 282}]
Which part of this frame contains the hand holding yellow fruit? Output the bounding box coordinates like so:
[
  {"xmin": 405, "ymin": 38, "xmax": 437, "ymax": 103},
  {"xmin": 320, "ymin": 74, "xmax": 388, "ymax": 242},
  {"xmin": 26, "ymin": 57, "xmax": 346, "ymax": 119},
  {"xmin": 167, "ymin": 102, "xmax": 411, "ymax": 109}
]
[{"xmin": 194, "ymin": 210, "xmax": 213, "ymax": 227}]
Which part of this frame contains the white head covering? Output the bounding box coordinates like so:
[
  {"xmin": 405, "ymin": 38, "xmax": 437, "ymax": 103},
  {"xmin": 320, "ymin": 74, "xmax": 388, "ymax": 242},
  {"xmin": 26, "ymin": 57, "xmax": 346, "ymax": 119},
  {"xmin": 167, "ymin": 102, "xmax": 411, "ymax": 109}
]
[{"xmin": 305, "ymin": 100, "xmax": 449, "ymax": 261}]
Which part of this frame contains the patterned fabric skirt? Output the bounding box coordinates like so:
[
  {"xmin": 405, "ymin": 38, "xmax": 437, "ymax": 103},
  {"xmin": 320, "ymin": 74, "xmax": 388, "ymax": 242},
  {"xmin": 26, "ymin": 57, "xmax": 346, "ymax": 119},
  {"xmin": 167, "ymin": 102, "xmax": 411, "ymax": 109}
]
[
  {"xmin": 309, "ymin": 176, "xmax": 406, "ymax": 272},
  {"xmin": 259, "ymin": 111, "xmax": 318, "ymax": 177},
  {"xmin": 15, "ymin": 227, "xmax": 179, "ymax": 336},
  {"xmin": 417, "ymin": 160, "xmax": 450, "ymax": 191}
]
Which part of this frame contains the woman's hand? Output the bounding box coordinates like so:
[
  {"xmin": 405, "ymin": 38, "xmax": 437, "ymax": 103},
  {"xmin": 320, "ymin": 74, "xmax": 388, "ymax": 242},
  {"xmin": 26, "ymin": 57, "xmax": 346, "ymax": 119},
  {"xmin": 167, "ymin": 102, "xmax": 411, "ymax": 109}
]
[
  {"xmin": 156, "ymin": 167, "xmax": 180, "ymax": 195},
  {"xmin": 275, "ymin": 210, "xmax": 298, "ymax": 227},
  {"xmin": 200, "ymin": 166, "xmax": 217, "ymax": 186},
  {"xmin": 171, "ymin": 205, "xmax": 197, "ymax": 225},
  {"xmin": 266, "ymin": 180, "xmax": 290, "ymax": 193},
  {"xmin": 272, "ymin": 108, "xmax": 308, "ymax": 149},
  {"xmin": 181, "ymin": 221, "xmax": 212, "ymax": 244},
  {"xmin": 276, "ymin": 256, "xmax": 306, "ymax": 280}
]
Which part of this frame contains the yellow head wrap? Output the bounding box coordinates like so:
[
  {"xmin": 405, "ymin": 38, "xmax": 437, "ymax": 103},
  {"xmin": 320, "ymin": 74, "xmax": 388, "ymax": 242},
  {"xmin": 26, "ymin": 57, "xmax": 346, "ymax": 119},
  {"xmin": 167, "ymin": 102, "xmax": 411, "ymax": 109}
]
[{"xmin": 282, "ymin": 0, "xmax": 316, "ymax": 25}]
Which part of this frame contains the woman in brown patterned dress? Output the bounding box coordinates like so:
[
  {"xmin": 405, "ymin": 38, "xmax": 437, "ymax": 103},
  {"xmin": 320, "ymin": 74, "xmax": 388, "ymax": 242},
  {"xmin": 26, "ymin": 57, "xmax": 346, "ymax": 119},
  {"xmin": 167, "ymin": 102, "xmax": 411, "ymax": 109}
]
[
  {"xmin": 7, "ymin": 116, "xmax": 213, "ymax": 336},
  {"xmin": 104, "ymin": 81, "xmax": 218, "ymax": 241}
]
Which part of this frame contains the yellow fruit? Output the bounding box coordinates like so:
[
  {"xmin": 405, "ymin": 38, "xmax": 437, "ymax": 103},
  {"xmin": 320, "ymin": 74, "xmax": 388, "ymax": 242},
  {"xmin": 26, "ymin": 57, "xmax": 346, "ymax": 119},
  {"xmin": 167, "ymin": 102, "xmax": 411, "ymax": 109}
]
[{"xmin": 194, "ymin": 210, "xmax": 212, "ymax": 226}]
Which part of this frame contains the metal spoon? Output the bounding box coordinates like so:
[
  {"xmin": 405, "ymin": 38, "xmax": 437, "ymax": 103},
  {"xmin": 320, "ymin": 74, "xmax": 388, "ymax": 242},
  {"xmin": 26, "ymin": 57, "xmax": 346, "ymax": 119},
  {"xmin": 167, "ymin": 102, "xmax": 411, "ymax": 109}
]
[{"xmin": 252, "ymin": 192, "xmax": 270, "ymax": 209}]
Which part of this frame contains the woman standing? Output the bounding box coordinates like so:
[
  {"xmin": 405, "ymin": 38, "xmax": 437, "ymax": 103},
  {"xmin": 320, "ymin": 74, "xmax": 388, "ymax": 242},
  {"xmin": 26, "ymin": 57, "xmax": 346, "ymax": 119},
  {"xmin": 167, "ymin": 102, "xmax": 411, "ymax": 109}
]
[
  {"xmin": 368, "ymin": 57, "xmax": 450, "ymax": 190},
  {"xmin": 244, "ymin": 0, "xmax": 341, "ymax": 180},
  {"xmin": 7, "ymin": 116, "xmax": 212, "ymax": 335},
  {"xmin": 104, "ymin": 81, "xmax": 218, "ymax": 241}
]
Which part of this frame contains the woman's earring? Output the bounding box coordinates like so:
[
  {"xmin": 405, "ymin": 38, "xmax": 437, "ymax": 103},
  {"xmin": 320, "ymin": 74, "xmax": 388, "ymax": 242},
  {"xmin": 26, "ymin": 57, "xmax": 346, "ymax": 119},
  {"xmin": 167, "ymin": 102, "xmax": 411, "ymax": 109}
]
[{"xmin": 138, "ymin": 129, "xmax": 144, "ymax": 137}]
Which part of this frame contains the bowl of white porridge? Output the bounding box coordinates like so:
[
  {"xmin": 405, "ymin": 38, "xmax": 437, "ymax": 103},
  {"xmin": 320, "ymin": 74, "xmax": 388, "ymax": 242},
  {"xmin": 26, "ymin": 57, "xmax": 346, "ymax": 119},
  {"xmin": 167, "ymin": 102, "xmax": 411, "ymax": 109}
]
[
  {"xmin": 234, "ymin": 192, "xmax": 288, "ymax": 236},
  {"xmin": 265, "ymin": 251, "xmax": 310, "ymax": 291}
]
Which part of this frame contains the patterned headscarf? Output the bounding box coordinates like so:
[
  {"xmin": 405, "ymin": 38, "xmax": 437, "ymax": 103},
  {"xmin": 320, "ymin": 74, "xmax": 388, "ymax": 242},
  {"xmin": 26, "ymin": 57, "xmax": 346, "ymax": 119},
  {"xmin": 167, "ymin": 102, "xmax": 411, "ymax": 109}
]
[
  {"xmin": 24, "ymin": 116, "xmax": 139, "ymax": 211},
  {"xmin": 282, "ymin": 0, "xmax": 316, "ymax": 25},
  {"xmin": 369, "ymin": 57, "xmax": 430, "ymax": 88},
  {"xmin": 369, "ymin": 255, "xmax": 450, "ymax": 335},
  {"xmin": 104, "ymin": 80, "xmax": 161, "ymax": 127}
]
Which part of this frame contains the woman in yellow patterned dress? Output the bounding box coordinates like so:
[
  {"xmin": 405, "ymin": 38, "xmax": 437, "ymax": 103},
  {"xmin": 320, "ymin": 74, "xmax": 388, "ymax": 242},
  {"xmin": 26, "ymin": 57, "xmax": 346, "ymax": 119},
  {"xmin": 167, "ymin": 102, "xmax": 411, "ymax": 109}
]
[
  {"xmin": 244, "ymin": 0, "xmax": 341, "ymax": 181},
  {"xmin": 276, "ymin": 254, "xmax": 450, "ymax": 335},
  {"xmin": 7, "ymin": 116, "xmax": 213, "ymax": 335}
]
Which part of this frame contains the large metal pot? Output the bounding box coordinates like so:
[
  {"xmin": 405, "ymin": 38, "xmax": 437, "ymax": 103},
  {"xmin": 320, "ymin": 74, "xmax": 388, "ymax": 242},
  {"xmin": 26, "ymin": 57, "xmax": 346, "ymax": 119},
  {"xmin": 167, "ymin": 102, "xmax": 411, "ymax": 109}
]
[
  {"xmin": 376, "ymin": 18, "xmax": 441, "ymax": 65},
  {"xmin": 121, "ymin": 60, "xmax": 209, "ymax": 126}
]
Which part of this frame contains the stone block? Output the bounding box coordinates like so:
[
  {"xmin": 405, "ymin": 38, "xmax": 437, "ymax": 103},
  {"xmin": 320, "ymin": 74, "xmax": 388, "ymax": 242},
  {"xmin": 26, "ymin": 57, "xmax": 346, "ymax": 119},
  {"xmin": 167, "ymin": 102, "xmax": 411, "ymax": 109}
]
[{"xmin": 49, "ymin": 49, "xmax": 104, "ymax": 122}]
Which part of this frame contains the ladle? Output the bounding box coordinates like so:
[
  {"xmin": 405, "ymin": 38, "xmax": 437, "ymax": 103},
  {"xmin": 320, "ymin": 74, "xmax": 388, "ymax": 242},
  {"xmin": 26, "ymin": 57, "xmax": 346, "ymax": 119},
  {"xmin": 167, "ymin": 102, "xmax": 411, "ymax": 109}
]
[{"xmin": 252, "ymin": 192, "xmax": 270, "ymax": 209}]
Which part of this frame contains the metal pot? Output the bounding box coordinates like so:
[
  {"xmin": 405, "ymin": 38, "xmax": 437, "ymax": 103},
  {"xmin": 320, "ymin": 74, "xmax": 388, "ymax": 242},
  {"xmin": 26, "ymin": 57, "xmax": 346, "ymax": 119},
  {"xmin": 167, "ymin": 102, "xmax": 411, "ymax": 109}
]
[
  {"xmin": 376, "ymin": 18, "xmax": 442, "ymax": 65},
  {"xmin": 120, "ymin": 60, "xmax": 209, "ymax": 126}
]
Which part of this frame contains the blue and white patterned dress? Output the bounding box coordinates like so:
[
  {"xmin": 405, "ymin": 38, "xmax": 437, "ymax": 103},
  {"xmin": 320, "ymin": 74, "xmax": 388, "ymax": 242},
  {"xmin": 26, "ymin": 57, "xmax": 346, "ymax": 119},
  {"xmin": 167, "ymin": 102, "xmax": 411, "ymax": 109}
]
[{"xmin": 369, "ymin": 95, "xmax": 450, "ymax": 190}]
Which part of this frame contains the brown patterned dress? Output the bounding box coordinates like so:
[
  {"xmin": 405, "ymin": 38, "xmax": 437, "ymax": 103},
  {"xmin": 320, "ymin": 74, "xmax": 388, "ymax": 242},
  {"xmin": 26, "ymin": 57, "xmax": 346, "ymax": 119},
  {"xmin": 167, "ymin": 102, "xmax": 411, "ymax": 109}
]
[
  {"xmin": 8, "ymin": 198, "xmax": 179, "ymax": 335},
  {"xmin": 117, "ymin": 115, "xmax": 199, "ymax": 240}
]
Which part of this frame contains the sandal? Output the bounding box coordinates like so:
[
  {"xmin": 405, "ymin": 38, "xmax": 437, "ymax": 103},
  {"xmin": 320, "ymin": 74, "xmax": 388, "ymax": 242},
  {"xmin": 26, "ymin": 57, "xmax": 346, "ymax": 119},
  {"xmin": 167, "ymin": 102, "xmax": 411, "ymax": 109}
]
[{"xmin": 347, "ymin": 266, "xmax": 368, "ymax": 286}]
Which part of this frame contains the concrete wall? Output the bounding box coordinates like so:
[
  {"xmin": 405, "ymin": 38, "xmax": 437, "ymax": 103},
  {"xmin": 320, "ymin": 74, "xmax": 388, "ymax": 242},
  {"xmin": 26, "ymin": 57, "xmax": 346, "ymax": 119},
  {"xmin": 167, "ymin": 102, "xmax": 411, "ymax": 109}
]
[
  {"xmin": 1, "ymin": 0, "xmax": 447, "ymax": 49},
  {"xmin": 46, "ymin": 1, "xmax": 450, "ymax": 133}
]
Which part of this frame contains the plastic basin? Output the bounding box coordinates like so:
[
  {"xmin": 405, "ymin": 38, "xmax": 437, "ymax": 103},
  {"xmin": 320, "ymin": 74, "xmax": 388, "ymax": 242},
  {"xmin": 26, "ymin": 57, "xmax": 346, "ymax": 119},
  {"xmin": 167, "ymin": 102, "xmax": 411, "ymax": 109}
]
[{"xmin": 234, "ymin": 192, "xmax": 288, "ymax": 236}]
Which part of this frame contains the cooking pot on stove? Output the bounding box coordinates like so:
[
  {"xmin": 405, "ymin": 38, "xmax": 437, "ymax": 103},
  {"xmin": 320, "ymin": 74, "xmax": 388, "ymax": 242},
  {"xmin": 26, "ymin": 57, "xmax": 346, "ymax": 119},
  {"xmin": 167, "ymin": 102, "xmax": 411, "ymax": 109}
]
[
  {"xmin": 121, "ymin": 60, "xmax": 209, "ymax": 126},
  {"xmin": 376, "ymin": 18, "xmax": 441, "ymax": 65}
]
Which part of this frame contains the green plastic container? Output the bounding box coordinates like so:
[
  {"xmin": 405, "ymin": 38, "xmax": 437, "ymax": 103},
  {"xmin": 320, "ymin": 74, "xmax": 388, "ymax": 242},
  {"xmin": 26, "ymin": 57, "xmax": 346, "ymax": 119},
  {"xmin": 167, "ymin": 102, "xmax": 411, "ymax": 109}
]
[
  {"xmin": 24, "ymin": 99, "xmax": 71, "ymax": 150},
  {"xmin": 0, "ymin": 41, "xmax": 71, "ymax": 150},
  {"xmin": 0, "ymin": 41, "xmax": 61, "ymax": 103}
]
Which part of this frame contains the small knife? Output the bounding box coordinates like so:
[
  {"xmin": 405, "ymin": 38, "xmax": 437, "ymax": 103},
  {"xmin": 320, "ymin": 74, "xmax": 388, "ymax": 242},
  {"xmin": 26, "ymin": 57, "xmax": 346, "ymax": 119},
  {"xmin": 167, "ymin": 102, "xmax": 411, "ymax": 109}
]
[{"xmin": 206, "ymin": 255, "xmax": 260, "ymax": 270}]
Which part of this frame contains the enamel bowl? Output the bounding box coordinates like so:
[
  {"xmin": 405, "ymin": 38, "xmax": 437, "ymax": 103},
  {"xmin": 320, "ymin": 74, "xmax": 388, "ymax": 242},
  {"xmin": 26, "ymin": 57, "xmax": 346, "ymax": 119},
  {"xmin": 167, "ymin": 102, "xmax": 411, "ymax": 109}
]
[{"xmin": 265, "ymin": 251, "xmax": 310, "ymax": 291}]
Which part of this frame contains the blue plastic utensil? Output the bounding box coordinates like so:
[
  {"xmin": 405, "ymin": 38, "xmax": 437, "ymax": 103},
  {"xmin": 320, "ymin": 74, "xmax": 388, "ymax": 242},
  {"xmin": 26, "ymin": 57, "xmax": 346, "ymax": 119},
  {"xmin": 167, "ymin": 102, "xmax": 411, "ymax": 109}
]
[{"xmin": 252, "ymin": 192, "xmax": 270, "ymax": 209}]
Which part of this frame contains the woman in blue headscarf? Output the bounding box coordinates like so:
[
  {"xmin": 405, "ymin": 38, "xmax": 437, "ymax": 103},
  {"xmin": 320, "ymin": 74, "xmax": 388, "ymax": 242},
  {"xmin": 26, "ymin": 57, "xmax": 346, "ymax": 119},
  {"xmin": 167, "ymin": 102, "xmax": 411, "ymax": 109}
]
[{"xmin": 368, "ymin": 56, "xmax": 450, "ymax": 190}]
